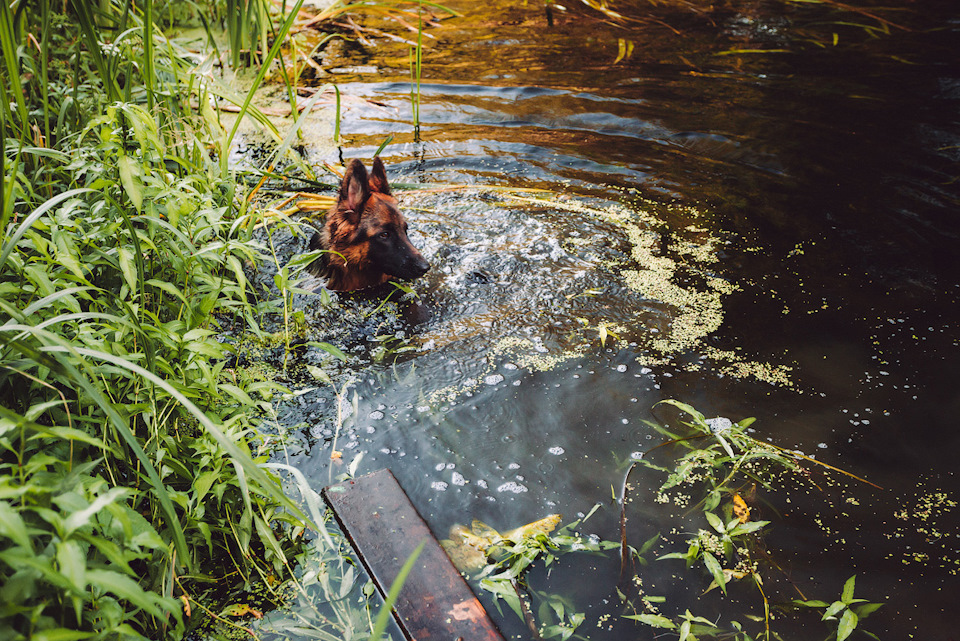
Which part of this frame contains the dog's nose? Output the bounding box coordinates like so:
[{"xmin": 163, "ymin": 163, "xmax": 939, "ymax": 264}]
[{"xmin": 411, "ymin": 256, "xmax": 430, "ymax": 278}]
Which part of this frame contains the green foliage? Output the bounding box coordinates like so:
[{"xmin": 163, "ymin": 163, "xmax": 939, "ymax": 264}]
[
  {"xmin": 474, "ymin": 506, "xmax": 619, "ymax": 640},
  {"xmin": 790, "ymin": 576, "xmax": 884, "ymax": 641},
  {"xmin": 0, "ymin": 2, "xmax": 326, "ymax": 638},
  {"xmin": 624, "ymin": 400, "xmax": 885, "ymax": 641}
]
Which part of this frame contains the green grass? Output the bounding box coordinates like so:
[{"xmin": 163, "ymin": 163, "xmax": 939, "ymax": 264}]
[{"xmin": 0, "ymin": 1, "xmax": 381, "ymax": 639}]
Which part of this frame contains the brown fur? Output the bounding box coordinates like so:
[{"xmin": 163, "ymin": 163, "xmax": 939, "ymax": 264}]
[{"xmin": 307, "ymin": 157, "xmax": 430, "ymax": 291}]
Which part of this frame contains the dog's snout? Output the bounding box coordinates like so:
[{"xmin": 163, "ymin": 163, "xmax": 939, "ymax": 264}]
[{"xmin": 411, "ymin": 256, "xmax": 430, "ymax": 278}]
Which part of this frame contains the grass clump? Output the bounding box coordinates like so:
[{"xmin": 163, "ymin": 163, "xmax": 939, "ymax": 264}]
[{"xmin": 0, "ymin": 1, "xmax": 356, "ymax": 639}]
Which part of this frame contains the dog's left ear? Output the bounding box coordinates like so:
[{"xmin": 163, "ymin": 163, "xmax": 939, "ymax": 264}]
[{"xmin": 369, "ymin": 156, "xmax": 392, "ymax": 196}]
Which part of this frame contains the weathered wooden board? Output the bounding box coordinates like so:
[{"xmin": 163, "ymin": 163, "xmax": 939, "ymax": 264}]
[{"xmin": 323, "ymin": 469, "xmax": 505, "ymax": 641}]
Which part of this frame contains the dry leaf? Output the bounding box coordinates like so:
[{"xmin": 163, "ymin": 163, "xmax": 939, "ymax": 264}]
[{"xmin": 733, "ymin": 493, "xmax": 751, "ymax": 523}]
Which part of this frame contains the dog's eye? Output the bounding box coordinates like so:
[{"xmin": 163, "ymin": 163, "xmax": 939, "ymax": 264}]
[{"xmin": 378, "ymin": 231, "xmax": 390, "ymax": 239}]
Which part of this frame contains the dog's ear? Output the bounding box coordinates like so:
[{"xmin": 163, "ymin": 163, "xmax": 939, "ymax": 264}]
[
  {"xmin": 369, "ymin": 156, "xmax": 392, "ymax": 196},
  {"xmin": 339, "ymin": 159, "xmax": 370, "ymax": 219}
]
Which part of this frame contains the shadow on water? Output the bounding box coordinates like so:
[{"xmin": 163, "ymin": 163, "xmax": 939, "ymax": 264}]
[{"xmin": 252, "ymin": 0, "xmax": 960, "ymax": 638}]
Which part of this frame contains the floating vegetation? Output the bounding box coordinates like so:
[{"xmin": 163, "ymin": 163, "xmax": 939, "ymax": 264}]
[
  {"xmin": 386, "ymin": 186, "xmax": 796, "ymax": 409},
  {"xmin": 615, "ymin": 400, "xmax": 886, "ymax": 641}
]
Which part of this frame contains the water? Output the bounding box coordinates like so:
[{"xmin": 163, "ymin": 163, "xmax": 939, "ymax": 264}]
[{"xmin": 258, "ymin": 1, "xmax": 960, "ymax": 638}]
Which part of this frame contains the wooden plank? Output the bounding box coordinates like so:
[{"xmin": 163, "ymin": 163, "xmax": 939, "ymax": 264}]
[{"xmin": 323, "ymin": 469, "xmax": 505, "ymax": 641}]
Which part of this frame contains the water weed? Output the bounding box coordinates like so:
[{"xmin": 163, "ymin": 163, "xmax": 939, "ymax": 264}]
[{"xmin": 617, "ymin": 400, "xmax": 885, "ymax": 640}]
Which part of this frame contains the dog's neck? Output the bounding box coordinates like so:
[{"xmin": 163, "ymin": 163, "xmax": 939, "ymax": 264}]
[{"xmin": 309, "ymin": 228, "xmax": 390, "ymax": 292}]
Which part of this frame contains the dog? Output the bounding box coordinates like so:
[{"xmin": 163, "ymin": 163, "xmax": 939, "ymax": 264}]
[{"xmin": 307, "ymin": 157, "xmax": 430, "ymax": 291}]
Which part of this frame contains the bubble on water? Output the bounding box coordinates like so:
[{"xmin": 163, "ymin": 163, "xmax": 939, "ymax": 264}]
[
  {"xmin": 706, "ymin": 417, "xmax": 732, "ymax": 434},
  {"xmin": 435, "ymin": 463, "xmax": 445, "ymax": 471},
  {"xmin": 817, "ymin": 443, "xmax": 828, "ymax": 449},
  {"xmin": 497, "ymin": 481, "xmax": 528, "ymax": 493},
  {"xmin": 513, "ymin": 380, "xmax": 522, "ymax": 386},
  {"xmin": 485, "ymin": 374, "xmax": 505, "ymax": 385},
  {"xmin": 504, "ymin": 362, "xmax": 518, "ymax": 370},
  {"xmin": 446, "ymin": 463, "xmax": 455, "ymax": 470},
  {"xmin": 431, "ymin": 481, "xmax": 449, "ymax": 491},
  {"xmin": 617, "ymin": 364, "xmax": 627, "ymax": 372},
  {"xmin": 477, "ymin": 479, "xmax": 488, "ymax": 489},
  {"xmin": 369, "ymin": 410, "xmax": 384, "ymax": 420},
  {"xmin": 508, "ymin": 462, "xmax": 520, "ymax": 470},
  {"xmin": 451, "ymin": 472, "xmax": 466, "ymax": 486},
  {"xmin": 548, "ymin": 446, "xmax": 565, "ymax": 455},
  {"xmin": 630, "ymin": 451, "xmax": 644, "ymax": 460}
]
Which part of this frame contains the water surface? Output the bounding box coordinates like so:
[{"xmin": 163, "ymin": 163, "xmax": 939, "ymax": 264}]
[{"xmin": 260, "ymin": 2, "xmax": 960, "ymax": 638}]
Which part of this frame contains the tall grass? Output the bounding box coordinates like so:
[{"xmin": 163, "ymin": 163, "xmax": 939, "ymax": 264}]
[{"xmin": 0, "ymin": 1, "xmax": 323, "ymax": 639}]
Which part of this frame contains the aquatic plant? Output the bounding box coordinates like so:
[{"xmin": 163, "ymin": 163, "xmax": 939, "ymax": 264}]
[
  {"xmin": 618, "ymin": 400, "xmax": 884, "ymax": 640},
  {"xmin": 452, "ymin": 509, "xmax": 619, "ymax": 640}
]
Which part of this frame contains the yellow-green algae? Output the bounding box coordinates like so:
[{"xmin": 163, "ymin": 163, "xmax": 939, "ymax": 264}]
[{"xmin": 420, "ymin": 190, "xmax": 794, "ymax": 405}]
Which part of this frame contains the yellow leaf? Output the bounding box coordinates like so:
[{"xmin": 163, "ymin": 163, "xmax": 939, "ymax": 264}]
[
  {"xmin": 503, "ymin": 513, "xmax": 562, "ymax": 542},
  {"xmin": 614, "ymin": 38, "xmax": 635, "ymax": 64},
  {"xmin": 220, "ymin": 603, "xmax": 263, "ymax": 618},
  {"xmin": 732, "ymin": 493, "xmax": 751, "ymax": 523}
]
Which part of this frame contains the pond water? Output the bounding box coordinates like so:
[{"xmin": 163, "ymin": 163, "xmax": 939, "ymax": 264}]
[{"xmin": 255, "ymin": 1, "xmax": 959, "ymax": 639}]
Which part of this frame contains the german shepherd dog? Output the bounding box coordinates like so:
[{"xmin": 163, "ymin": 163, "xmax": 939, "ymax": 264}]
[{"xmin": 307, "ymin": 157, "xmax": 430, "ymax": 291}]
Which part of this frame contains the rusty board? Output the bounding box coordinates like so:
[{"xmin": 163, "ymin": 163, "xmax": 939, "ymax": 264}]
[{"xmin": 322, "ymin": 469, "xmax": 505, "ymax": 641}]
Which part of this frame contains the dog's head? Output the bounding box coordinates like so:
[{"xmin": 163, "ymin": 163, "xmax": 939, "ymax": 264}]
[{"xmin": 324, "ymin": 157, "xmax": 430, "ymax": 290}]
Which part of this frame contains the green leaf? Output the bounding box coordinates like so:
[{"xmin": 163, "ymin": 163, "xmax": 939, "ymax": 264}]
[
  {"xmin": 64, "ymin": 487, "xmax": 130, "ymax": 534},
  {"xmin": 852, "ymin": 602, "xmax": 883, "ymax": 618},
  {"xmin": 729, "ymin": 520, "xmax": 770, "ymax": 537},
  {"xmin": 791, "ymin": 599, "xmax": 830, "ymax": 608},
  {"xmin": 704, "ymin": 510, "xmax": 725, "ymax": 534},
  {"xmin": 86, "ymin": 569, "xmax": 172, "ymax": 620},
  {"xmin": 117, "ymin": 246, "xmax": 137, "ymax": 293},
  {"xmin": 714, "ymin": 431, "xmax": 736, "ymax": 458},
  {"xmin": 306, "ymin": 365, "xmax": 332, "ymax": 385},
  {"xmin": 837, "ymin": 608, "xmax": 859, "ymax": 641},
  {"xmin": 369, "ymin": 541, "xmax": 425, "ymax": 641},
  {"xmin": 193, "ymin": 471, "xmax": 219, "ymax": 503},
  {"xmin": 841, "ymin": 575, "xmax": 857, "ymax": 604},
  {"xmin": 218, "ymin": 383, "xmax": 255, "ymax": 407},
  {"xmin": 0, "ymin": 188, "xmax": 94, "ymax": 271},
  {"xmin": 823, "ymin": 601, "xmax": 846, "ymax": 620},
  {"xmin": 623, "ymin": 614, "xmax": 677, "ymax": 629},
  {"xmin": 655, "ymin": 399, "xmax": 705, "ymax": 425},
  {"xmin": 0, "ymin": 502, "xmax": 31, "ymax": 549},
  {"xmin": 311, "ymin": 341, "xmax": 348, "ymax": 361},
  {"xmin": 117, "ymin": 155, "xmax": 143, "ymax": 212},
  {"xmin": 56, "ymin": 540, "xmax": 87, "ymax": 593},
  {"xmin": 702, "ymin": 551, "xmax": 726, "ymax": 595}
]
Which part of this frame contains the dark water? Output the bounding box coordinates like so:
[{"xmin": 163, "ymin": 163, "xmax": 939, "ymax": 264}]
[{"xmin": 261, "ymin": 1, "xmax": 960, "ymax": 639}]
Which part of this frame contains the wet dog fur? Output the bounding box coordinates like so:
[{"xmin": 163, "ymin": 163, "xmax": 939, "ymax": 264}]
[{"xmin": 307, "ymin": 157, "xmax": 429, "ymax": 291}]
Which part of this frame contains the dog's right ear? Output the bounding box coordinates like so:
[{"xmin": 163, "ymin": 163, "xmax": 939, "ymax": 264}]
[{"xmin": 339, "ymin": 159, "xmax": 370, "ymax": 221}]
